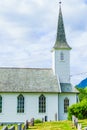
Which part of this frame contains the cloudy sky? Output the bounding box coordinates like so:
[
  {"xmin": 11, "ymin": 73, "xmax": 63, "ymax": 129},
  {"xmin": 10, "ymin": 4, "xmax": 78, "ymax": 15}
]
[{"xmin": 0, "ymin": 0, "xmax": 87, "ymax": 85}]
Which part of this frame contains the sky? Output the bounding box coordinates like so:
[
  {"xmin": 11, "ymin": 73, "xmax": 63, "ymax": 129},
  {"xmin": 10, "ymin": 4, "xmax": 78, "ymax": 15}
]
[{"xmin": 0, "ymin": 0, "xmax": 87, "ymax": 86}]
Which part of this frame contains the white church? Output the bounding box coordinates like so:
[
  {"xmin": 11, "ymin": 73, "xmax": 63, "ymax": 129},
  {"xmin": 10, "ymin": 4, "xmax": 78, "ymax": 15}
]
[{"xmin": 0, "ymin": 2, "xmax": 78, "ymax": 123}]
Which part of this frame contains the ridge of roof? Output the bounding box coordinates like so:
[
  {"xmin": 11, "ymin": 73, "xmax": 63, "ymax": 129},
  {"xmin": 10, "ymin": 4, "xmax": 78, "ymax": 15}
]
[{"xmin": 0, "ymin": 67, "xmax": 52, "ymax": 70}]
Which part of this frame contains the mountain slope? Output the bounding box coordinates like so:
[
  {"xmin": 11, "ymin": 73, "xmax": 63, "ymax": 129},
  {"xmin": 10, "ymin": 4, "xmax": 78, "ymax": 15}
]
[{"xmin": 77, "ymin": 78, "xmax": 87, "ymax": 88}]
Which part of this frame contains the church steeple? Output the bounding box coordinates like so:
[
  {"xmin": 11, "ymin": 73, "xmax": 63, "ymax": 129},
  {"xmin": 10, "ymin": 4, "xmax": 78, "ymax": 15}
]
[
  {"xmin": 53, "ymin": 2, "xmax": 71, "ymax": 50},
  {"xmin": 52, "ymin": 2, "xmax": 71, "ymax": 83}
]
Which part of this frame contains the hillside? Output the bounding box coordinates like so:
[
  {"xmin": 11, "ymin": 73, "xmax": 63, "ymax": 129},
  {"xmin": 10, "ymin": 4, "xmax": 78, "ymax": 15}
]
[{"xmin": 76, "ymin": 78, "xmax": 87, "ymax": 88}]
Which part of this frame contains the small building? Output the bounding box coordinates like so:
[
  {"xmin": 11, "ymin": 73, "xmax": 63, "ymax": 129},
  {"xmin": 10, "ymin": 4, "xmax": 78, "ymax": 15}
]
[{"xmin": 0, "ymin": 2, "xmax": 78, "ymax": 123}]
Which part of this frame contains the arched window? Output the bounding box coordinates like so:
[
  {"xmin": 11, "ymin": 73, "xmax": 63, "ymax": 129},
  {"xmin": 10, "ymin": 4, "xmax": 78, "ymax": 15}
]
[
  {"xmin": 0, "ymin": 96, "xmax": 2, "ymax": 113},
  {"xmin": 64, "ymin": 97, "xmax": 69, "ymax": 113},
  {"xmin": 60, "ymin": 52, "xmax": 64, "ymax": 61},
  {"xmin": 17, "ymin": 94, "xmax": 24, "ymax": 113},
  {"xmin": 39, "ymin": 94, "xmax": 46, "ymax": 113}
]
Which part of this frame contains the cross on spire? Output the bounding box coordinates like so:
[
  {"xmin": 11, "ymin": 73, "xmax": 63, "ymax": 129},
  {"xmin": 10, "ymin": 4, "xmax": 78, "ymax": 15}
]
[
  {"xmin": 59, "ymin": 0, "xmax": 62, "ymax": 5},
  {"xmin": 59, "ymin": 0, "xmax": 62, "ymax": 9}
]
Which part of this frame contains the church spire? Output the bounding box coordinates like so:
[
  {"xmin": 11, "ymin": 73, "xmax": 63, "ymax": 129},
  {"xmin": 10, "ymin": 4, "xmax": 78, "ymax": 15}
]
[{"xmin": 53, "ymin": 1, "xmax": 71, "ymax": 50}]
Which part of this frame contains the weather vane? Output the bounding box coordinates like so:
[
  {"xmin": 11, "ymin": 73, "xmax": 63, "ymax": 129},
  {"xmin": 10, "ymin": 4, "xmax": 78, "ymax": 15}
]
[{"xmin": 59, "ymin": 0, "xmax": 62, "ymax": 5}]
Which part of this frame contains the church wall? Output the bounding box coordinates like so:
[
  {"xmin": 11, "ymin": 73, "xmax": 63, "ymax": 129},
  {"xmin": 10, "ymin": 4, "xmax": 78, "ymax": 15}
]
[
  {"xmin": 47, "ymin": 93, "xmax": 58, "ymax": 121},
  {"xmin": 52, "ymin": 50, "xmax": 70, "ymax": 83},
  {"xmin": 52, "ymin": 51, "xmax": 55, "ymax": 74},
  {"xmin": 58, "ymin": 93, "xmax": 77, "ymax": 120},
  {"xmin": 0, "ymin": 92, "xmax": 58, "ymax": 123}
]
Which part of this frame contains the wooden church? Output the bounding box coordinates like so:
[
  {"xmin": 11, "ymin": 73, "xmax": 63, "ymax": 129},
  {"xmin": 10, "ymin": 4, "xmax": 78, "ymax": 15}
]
[{"xmin": 0, "ymin": 2, "xmax": 78, "ymax": 123}]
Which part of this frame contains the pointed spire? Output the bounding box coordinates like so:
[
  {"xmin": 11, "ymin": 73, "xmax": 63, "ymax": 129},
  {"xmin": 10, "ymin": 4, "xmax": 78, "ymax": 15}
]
[{"xmin": 53, "ymin": 1, "xmax": 71, "ymax": 50}]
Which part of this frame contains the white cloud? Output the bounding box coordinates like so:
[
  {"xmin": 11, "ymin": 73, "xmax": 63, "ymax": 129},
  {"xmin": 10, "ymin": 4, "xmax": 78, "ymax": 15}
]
[{"xmin": 0, "ymin": 0, "xmax": 86, "ymax": 85}]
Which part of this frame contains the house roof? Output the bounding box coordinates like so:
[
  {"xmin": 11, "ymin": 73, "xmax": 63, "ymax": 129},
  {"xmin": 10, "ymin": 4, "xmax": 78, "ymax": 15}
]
[{"xmin": 0, "ymin": 68, "xmax": 60, "ymax": 93}]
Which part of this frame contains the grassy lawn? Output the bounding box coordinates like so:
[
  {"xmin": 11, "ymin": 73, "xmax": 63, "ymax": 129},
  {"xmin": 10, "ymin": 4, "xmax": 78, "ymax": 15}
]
[
  {"xmin": 28, "ymin": 120, "xmax": 87, "ymax": 130},
  {"xmin": 29, "ymin": 121, "xmax": 77, "ymax": 130},
  {"xmin": 0, "ymin": 120, "xmax": 87, "ymax": 130}
]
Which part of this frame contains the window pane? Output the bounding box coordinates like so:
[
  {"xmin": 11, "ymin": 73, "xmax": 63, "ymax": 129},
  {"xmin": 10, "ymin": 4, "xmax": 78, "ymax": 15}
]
[
  {"xmin": 0, "ymin": 96, "xmax": 2, "ymax": 113},
  {"xmin": 60, "ymin": 52, "xmax": 64, "ymax": 61},
  {"xmin": 17, "ymin": 94, "xmax": 24, "ymax": 113},
  {"xmin": 39, "ymin": 94, "xmax": 46, "ymax": 113},
  {"xmin": 64, "ymin": 98, "xmax": 69, "ymax": 113}
]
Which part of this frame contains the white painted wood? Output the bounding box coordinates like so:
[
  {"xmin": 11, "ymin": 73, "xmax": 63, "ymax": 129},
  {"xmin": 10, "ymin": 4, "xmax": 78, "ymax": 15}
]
[
  {"xmin": 58, "ymin": 93, "xmax": 77, "ymax": 120},
  {"xmin": 52, "ymin": 50, "xmax": 70, "ymax": 83},
  {"xmin": 0, "ymin": 93, "xmax": 58, "ymax": 122}
]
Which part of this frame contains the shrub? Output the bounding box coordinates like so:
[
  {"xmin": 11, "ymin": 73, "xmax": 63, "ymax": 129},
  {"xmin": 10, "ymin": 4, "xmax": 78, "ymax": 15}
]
[
  {"xmin": 68, "ymin": 99, "xmax": 87, "ymax": 120},
  {"xmin": 34, "ymin": 119, "xmax": 42, "ymax": 123}
]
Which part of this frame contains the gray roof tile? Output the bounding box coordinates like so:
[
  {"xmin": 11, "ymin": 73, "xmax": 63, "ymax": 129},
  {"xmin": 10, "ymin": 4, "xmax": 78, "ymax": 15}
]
[
  {"xmin": 0, "ymin": 68, "xmax": 60, "ymax": 93},
  {"xmin": 60, "ymin": 83, "xmax": 79, "ymax": 93}
]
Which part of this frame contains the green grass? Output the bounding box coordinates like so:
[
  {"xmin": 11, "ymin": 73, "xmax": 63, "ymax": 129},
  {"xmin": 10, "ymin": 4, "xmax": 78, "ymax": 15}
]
[
  {"xmin": 29, "ymin": 121, "xmax": 77, "ymax": 130},
  {"xmin": 29, "ymin": 120, "xmax": 87, "ymax": 130},
  {"xmin": 0, "ymin": 120, "xmax": 87, "ymax": 130}
]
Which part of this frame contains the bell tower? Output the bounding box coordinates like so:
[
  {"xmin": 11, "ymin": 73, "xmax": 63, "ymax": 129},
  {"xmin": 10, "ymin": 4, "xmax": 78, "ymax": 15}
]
[{"xmin": 52, "ymin": 2, "xmax": 71, "ymax": 83}]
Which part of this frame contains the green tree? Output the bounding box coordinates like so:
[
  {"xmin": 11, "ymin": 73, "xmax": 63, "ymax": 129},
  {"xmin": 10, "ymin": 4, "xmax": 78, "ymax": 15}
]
[
  {"xmin": 68, "ymin": 99, "xmax": 87, "ymax": 120},
  {"xmin": 75, "ymin": 87, "xmax": 87, "ymax": 101}
]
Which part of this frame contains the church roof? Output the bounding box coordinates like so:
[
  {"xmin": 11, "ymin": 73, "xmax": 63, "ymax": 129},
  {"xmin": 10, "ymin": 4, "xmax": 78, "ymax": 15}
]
[
  {"xmin": 53, "ymin": 3, "xmax": 71, "ymax": 50},
  {"xmin": 60, "ymin": 83, "xmax": 79, "ymax": 93},
  {"xmin": 0, "ymin": 68, "xmax": 60, "ymax": 93}
]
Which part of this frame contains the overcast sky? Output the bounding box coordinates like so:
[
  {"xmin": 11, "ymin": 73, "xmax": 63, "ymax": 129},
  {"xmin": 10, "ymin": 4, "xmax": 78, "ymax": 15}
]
[{"xmin": 0, "ymin": 0, "xmax": 87, "ymax": 85}]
